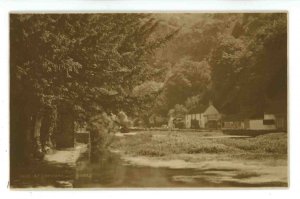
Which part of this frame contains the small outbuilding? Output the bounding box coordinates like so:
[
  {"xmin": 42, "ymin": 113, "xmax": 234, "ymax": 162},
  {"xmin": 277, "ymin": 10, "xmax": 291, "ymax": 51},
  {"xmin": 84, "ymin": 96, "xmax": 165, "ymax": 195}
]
[{"xmin": 222, "ymin": 114, "xmax": 245, "ymax": 130}]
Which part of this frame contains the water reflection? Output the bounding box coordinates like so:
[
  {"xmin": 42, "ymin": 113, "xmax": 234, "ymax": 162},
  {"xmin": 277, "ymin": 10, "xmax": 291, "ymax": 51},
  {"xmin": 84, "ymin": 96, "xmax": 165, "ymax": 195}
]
[
  {"xmin": 10, "ymin": 160, "xmax": 75, "ymax": 188},
  {"xmin": 74, "ymin": 152, "xmax": 228, "ymax": 188},
  {"xmin": 11, "ymin": 151, "xmax": 287, "ymax": 188},
  {"xmin": 75, "ymin": 151, "xmax": 194, "ymax": 188},
  {"xmin": 73, "ymin": 151, "xmax": 287, "ymax": 188}
]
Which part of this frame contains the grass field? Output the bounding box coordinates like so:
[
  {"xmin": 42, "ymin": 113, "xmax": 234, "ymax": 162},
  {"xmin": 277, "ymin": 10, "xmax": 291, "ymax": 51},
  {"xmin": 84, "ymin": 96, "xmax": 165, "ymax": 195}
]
[{"xmin": 110, "ymin": 131, "xmax": 287, "ymax": 160}]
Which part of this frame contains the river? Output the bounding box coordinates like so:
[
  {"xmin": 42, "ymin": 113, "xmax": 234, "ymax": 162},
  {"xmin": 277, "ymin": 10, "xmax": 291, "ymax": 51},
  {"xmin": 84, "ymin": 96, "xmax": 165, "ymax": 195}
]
[
  {"xmin": 10, "ymin": 150, "xmax": 286, "ymax": 188},
  {"xmin": 10, "ymin": 136, "xmax": 287, "ymax": 189}
]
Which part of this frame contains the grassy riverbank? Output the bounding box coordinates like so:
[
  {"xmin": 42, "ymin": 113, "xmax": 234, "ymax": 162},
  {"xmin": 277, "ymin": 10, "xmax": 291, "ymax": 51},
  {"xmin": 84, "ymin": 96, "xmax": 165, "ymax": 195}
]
[
  {"xmin": 110, "ymin": 131, "xmax": 287, "ymax": 161},
  {"xmin": 110, "ymin": 131, "xmax": 288, "ymax": 186}
]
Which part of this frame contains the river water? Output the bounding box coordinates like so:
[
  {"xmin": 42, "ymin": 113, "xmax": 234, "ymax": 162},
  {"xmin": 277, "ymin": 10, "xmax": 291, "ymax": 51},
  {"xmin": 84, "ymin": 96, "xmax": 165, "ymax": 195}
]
[
  {"xmin": 11, "ymin": 150, "xmax": 286, "ymax": 188},
  {"xmin": 73, "ymin": 151, "xmax": 285, "ymax": 188},
  {"xmin": 73, "ymin": 152, "xmax": 227, "ymax": 188}
]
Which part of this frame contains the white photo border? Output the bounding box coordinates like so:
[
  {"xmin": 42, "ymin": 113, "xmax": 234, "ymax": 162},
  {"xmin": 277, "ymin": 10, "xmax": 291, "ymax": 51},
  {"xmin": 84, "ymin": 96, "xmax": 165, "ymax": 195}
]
[{"xmin": 1, "ymin": 0, "xmax": 300, "ymax": 198}]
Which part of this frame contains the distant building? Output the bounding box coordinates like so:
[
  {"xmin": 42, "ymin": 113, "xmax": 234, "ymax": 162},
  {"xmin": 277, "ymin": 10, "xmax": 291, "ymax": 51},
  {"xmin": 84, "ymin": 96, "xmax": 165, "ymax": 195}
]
[
  {"xmin": 221, "ymin": 99, "xmax": 287, "ymax": 131},
  {"xmin": 264, "ymin": 99, "xmax": 287, "ymax": 131},
  {"xmin": 244, "ymin": 114, "xmax": 277, "ymax": 130},
  {"xmin": 222, "ymin": 114, "xmax": 245, "ymax": 130},
  {"xmin": 223, "ymin": 113, "xmax": 277, "ymax": 131},
  {"xmin": 185, "ymin": 102, "xmax": 221, "ymax": 129}
]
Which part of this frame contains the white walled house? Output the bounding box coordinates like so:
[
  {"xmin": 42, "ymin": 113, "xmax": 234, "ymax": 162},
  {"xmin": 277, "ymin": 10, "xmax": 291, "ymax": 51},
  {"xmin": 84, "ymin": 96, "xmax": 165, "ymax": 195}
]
[
  {"xmin": 243, "ymin": 107, "xmax": 284, "ymax": 131},
  {"xmin": 244, "ymin": 116, "xmax": 276, "ymax": 130},
  {"xmin": 185, "ymin": 103, "xmax": 221, "ymax": 129},
  {"xmin": 222, "ymin": 111, "xmax": 288, "ymax": 133},
  {"xmin": 221, "ymin": 100, "xmax": 286, "ymax": 132},
  {"xmin": 223, "ymin": 113, "xmax": 277, "ymax": 131},
  {"xmin": 264, "ymin": 100, "xmax": 287, "ymax": 131}
]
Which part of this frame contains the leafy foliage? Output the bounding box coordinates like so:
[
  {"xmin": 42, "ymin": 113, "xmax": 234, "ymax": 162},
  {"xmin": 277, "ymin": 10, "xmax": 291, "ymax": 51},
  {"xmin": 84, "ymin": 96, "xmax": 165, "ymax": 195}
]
[
  {"xmin": 210, "ymin": 13, "xmax": 287, "ymax": 115},
  {"xmin": 11, "ymin": 14, "xmax": 178, "ymax": 120},
  {"xmin": 149, "ymin": 13, "xmax": 287, "ymax": 119}
]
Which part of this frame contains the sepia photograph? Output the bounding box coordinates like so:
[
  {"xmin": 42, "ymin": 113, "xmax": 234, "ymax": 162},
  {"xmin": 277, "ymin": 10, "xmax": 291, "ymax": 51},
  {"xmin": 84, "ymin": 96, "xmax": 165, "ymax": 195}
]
[{"xmin": 9, "ymin": 12, "xmax": 288, "ymax": 189}]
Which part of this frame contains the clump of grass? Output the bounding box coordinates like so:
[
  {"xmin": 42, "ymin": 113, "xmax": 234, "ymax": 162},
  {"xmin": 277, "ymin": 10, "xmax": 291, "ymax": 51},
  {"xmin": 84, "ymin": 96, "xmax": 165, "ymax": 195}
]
[
  {"xmin": 136, "ymin": 148, "xmax": 166, "ymax": 157},
  {"xmin": 186, "ymin": 144, "xmax": 228, "ymax": 154},
  {"xmin": 220, "ymin": 133, "xmax": 287, "ymax": 154}
]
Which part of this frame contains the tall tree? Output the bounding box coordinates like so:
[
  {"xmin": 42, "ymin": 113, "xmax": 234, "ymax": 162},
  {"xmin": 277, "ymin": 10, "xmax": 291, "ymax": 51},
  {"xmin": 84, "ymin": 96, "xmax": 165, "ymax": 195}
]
[{"xmin": 10, "ymin": 13, "xmax": 177, "ymax": 162}]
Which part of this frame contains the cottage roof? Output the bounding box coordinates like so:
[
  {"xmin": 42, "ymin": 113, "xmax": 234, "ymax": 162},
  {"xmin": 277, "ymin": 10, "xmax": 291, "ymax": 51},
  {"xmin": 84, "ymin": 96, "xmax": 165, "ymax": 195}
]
[
  {"xmin": 188, "ymin": 105, "xmax": 207, "ymax": 114},
  {"xmin": 187, "ymin": 103, "xmax": 220, "ymax": 115},
  {"xmin": 203, "ymin": 104, "xmax": 220, "ymax": 115}
]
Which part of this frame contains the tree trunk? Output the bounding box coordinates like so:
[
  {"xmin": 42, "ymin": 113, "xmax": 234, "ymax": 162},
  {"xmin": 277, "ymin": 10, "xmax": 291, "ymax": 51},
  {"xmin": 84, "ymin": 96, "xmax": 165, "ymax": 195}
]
[
  {"xmin": 33, "ymin": 110, "xmax": 44, "ymax": 159},
  {"xmin": 24, "ymin": 115, "xmax": 33, "ymax": 161},
  {"xmin": 41, "ymin": 107, "xmax": 57, "ymax": 153},
  {"xmin": 55, "ymin": 103, "xmax": 75, "ymax": 149}
]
